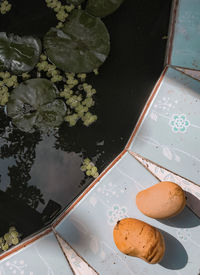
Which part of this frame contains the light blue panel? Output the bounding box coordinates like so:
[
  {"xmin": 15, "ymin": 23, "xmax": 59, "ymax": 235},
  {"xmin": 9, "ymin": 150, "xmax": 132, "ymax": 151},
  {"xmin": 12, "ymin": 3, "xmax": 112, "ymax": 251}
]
[
  {"xmin": 130, "ymin": 67, "xmax": 200, "ymax": 185},
  {"xmin": 56, "ymin": 152, "xmax": 200, "ymax": 275},
  {"xmin": 0, "ymin": 232, "xmax": 73, "ymax": 275},
  {"xmin": 170, "ymin": 0, "xmax": 200, "ymax": 69}
]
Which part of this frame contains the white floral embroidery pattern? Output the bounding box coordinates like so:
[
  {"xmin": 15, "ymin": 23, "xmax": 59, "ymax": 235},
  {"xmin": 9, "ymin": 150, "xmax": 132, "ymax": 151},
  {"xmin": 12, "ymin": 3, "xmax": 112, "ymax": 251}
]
[
  {"xmin": 169, "ymin": 114, "xmax": 190, "ymax": 133},
  {"xmin": 107, "ymin": 204, "xmax": 128, "ymax": 226},
  {"xmin": 130, "ymin": 150, "xmax": 200, "ymax": 217},
  {"xmin": 176, "ymin": 229, "xmax": 191, "ymax": 242},
  {"xmin": 150, "ymin": 112, "xmax": 158, "ymax": 122},
  {"xmin": 153, "ymin": 97, "xmax": 176, "ymax": 111},
  {"xmin": 0, "ymin": 260, "xmax": 29, "ymax": 275}
]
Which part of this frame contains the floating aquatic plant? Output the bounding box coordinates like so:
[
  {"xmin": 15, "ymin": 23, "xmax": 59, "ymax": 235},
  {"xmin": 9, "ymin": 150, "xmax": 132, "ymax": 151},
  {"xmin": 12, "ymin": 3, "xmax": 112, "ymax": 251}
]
[
  {"xmin": 86, "ymin": 0, "xmax": 124, "ymax": 17},
  {"xmin": 0, "ymin": 71, "xmax": 19, "ymax": 105},
  {"xmin": 44, "ymin": 9, "xmax": 110, "ymax": 73},
  {"xmin": 0, "ymin": 227, "xmax": 21, "ymax": 252},
  {"xmin": 7, "ymin": 78, "xmax": 67, "ymax": 133},
  {"xmin": 0, "ymin": 0, "xmax": 12, "ymax": 15},
  {"xmin": 0, "ymin": 33, "xmax": 42, "ymax": 75},
  {"xmin": 81, "ymin": 158, "xmax": 99, "ymax": 178},
  {"xmin": 45, "ymin": 0, "xmax": 75, "ymax": 26}
]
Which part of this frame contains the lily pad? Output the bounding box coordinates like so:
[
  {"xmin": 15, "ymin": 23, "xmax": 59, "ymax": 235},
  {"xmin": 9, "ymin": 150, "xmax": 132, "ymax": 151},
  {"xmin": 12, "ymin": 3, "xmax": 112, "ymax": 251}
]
[
  {"xmin": 66, "ymin": 0, "xmax": 85, "ymax": 5},
  {"xmin": 86, "ymin": 0, "xmax": 124, "ymax": 18},
  {"xmin": 7, "ymin": 78, "xmax": 67, "ymax": 133},
  {"xmin": 44, "ymin": 9, "xmax": 110, "ymax": 73},
  {"xmin": 0, "ymin": 32, "xmax": 42, "ymax": 75}
]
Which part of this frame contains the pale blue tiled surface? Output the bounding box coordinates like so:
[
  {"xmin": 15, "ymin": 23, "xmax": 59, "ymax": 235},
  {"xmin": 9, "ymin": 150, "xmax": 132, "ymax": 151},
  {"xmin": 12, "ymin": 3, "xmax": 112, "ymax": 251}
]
[
  {"xmin": 129, "ymin": 66, "xmax": 200, "ymax": 185},
  {"xmin": 55, "ymin": 152, "xmax": 200, "ymax": 275},
  {"xmin": 2, "ymin": 1, "xmax": 200, "ymax": 272},
  {"xmin": 169, "ymin": 0, "xmax": 200, "ymax": 70},
  {"xmin": 0, "ymin": 232, "xmax": 73, "ymax": 275}
]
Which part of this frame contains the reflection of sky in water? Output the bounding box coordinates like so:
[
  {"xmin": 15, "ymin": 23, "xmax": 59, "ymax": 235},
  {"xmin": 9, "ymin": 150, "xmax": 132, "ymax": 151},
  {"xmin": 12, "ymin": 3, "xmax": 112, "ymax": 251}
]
[
  {"xmin": 29, "ymin": 135, "xmax": 84, "ymax": 212},
  {"xmin": 0, "ymin": 0, "xmax": 170, "ymax": 238},
  {"xmin": 0, "ymin": 130, "xmax": 86, "ymax": 215}
]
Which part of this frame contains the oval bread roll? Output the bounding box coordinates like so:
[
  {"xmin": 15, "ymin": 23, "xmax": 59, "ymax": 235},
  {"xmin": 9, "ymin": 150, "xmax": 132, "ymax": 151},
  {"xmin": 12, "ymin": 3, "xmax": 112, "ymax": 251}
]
[
  {"xmin": 136, "ymin": 181, "xmax": 186, "ymax": 219},
  {"xmin": 113, "ymin": 218, "xmax": 165, "ymax": 264}
]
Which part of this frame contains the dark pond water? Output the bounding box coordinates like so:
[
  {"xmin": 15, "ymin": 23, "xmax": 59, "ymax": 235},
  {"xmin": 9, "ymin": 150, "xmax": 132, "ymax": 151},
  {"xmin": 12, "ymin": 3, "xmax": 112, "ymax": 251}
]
[{"xmin": 0, "ymin": 0, "xmax": 172, "ymax": 240}]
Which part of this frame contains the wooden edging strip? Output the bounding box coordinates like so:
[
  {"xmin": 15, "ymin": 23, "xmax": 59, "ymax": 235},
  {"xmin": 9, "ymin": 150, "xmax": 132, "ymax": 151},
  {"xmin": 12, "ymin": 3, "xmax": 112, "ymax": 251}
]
[
  {"xmin": 0, "ymin": 228, "xmax": 52, "ymax": 261},
  {"xmin": 0, "ymin": 64, "xmax": 170, "ymax": 261},
  {"xmin": 52, "ymin": 149, "xmax": 127, "ymax": 227},
  {"xmin": 125, "ymin": 66, "xmax": 168, "ymax": 149},
  {"xmin": 165, "ymin": 0, "xmax": 179, "ymax": 65},
  {"xmin": 0, "ymin": 0, "xmax": 189, "ymax": 263},
  {"xmin": 0, "ymin": 65, "xmax": 170, "ymax": 261}
]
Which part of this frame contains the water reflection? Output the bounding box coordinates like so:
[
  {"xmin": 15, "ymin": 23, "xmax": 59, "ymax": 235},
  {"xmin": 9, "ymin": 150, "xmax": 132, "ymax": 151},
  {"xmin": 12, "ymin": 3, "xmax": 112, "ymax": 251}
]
[
  {"xmin": 0, "ymin": 110, "xmax": 44, "ymax": 208},
  {"xmin": 29, "ymin": 135, "xmax": 85, "ymax": 213},
  {"xmin": 0, "ymin": 109, "xmax": 93, "ymax": 236},
  {"xmin": 4, "ymin": 133, "xmax": 45, "ymax": 210}
]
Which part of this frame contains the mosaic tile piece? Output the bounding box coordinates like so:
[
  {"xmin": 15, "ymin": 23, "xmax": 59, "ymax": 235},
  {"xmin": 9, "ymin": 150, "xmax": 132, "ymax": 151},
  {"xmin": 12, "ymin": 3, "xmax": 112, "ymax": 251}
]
[
  {"xmin": 129, "ymin": 67, "xmax": 200, "ymax": 185},
  {"xmin": 55, "ymin": 152, "xmax": 200, "ymax": 275},
  {"xmin": 167, "ymin": 0, "xmax": 200, "ymax": 70},
  {"xmin": 0, "ymin": 232, "xmax": 73, "ymax": 275}
]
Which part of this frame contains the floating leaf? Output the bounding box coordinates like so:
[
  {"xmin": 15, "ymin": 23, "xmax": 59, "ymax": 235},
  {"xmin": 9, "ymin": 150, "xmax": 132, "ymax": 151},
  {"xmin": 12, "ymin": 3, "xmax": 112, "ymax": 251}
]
[
  {"xmin": 0, "ymin": 32, "xmax": 42, "ymax": 75},
  {"xmin": 66, "ymin": 0, "xmax": 85, "ymax": 5},
  {"xmin": 86, "ymin": 0, "xmax": 124, "ymax": 18},
  {"xmin": 44, "ymin": 9, "xmax": 110, "ymax": 73},
  {"xmin": 7, "ymin": 78, "xmax": 67, "ymax": 133}
]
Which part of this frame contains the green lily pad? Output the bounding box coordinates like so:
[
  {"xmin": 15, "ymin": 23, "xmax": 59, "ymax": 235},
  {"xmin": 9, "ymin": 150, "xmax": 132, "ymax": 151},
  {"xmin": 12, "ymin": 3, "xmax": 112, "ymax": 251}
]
[
  {"xmin": 7, "ymin": 78, "xmax": 67, "ymax": 133},
  {"xmin": 66, "ymin": 0, "xmax": 85, "ymax": 5},
  {"xmin": 0, "ymin": 32, "xmax": 42, "ymax": 75},
  {"xmin": 44, "ymin": 9, "xmax": 110, "ymax": 73},
  {"xmin": 86, "ymin": 0, "xmax": 124, "ymax": 17}
]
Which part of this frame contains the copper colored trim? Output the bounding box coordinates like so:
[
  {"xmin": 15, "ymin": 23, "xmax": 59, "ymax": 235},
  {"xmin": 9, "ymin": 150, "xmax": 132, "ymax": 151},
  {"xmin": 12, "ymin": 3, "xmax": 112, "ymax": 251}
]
[
  {"xmin": 0, "ymin": 3, "xmax": 179, "ymax": 262},
  {"xmin": 53, "ymin": 66, "xmax": 169, "ymax": 228},
  {"xmin": 166, "ymin": 0, "xmax": 179, "ymax": 65},
  {"xmin": 175, "ymin": 66, "xmax": 200, "ymax": 81},
  {"xmin": 125, "ymin": 66, "xmax": 168, "ymax": 149},
  {"xmin": 52, "ymin": 149, "xmax": 127, "ymax": 227},
  {"xmin": 53, "ymin": 229, "xmax": 99, "ymax": 275},
  {"xmin": 128, "ymin": 150, "xmax": 200, "ymax": 188},
  {"xmin": 0, "ymin": 65, "xmax": 170, "ymax": 261},
  {"xmin": 175, "ymin": 65, "xmax": 200, "ymax": 73},
  {"xmin": 0, "ymin": 228, "xmax": 52, "ymax": 261}
]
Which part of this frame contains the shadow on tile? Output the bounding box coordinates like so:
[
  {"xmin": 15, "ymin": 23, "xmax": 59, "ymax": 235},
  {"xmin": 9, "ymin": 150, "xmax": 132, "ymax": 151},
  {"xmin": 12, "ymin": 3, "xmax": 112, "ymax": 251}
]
[
  {"xmin": 185, "ymin": 191, "xmax": 200, "ymax": 218},
  {"xmin": 56, "ymin": 214, "xmax": 92, "ymax": 250},
  {"xmin": 157, "ymin": 206, "xmax": 200, "ymax": 228},
  {"xmin": 159, "ymin": 230, "xmax": 188, "ymax": 270}
]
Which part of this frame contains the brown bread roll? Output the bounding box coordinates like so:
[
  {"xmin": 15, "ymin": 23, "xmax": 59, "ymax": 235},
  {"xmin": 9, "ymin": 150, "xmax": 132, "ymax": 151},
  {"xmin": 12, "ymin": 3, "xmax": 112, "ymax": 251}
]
[
  {"xmin": 136, "ymin": 181, "xmax": 186, "ymax": 219},
  {"xmin": 113, "ymin": 218, "xmax": 165, "ymax": 264}
]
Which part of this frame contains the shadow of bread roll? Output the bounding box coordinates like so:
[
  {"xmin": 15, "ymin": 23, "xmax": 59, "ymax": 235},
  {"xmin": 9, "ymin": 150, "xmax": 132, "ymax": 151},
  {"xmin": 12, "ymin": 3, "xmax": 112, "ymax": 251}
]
[
  {"xmin": 136, "ymin": 181, "xmax": 186, "ymax": 219},
  {"xmin": 113, "ymin": 218, "xmax": 165, "ymax": 264}
]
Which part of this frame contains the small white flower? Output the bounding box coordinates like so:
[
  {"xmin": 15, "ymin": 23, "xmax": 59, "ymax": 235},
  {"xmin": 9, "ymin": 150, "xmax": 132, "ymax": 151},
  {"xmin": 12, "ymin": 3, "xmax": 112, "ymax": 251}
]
[
  {"xmin": 89, "ymin": 196, "xmax": 97, "ymax": 207},
  {"xmin": 176, "ymin": 229, "xmax": 191, "ymax": 242},
  {"xmin": 150, "ymin": 112, "xmax": 158, "ymax": 122},
  {"xmin": 107, "ymin": 204, "xmax": 128, "ymax": 226}
]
